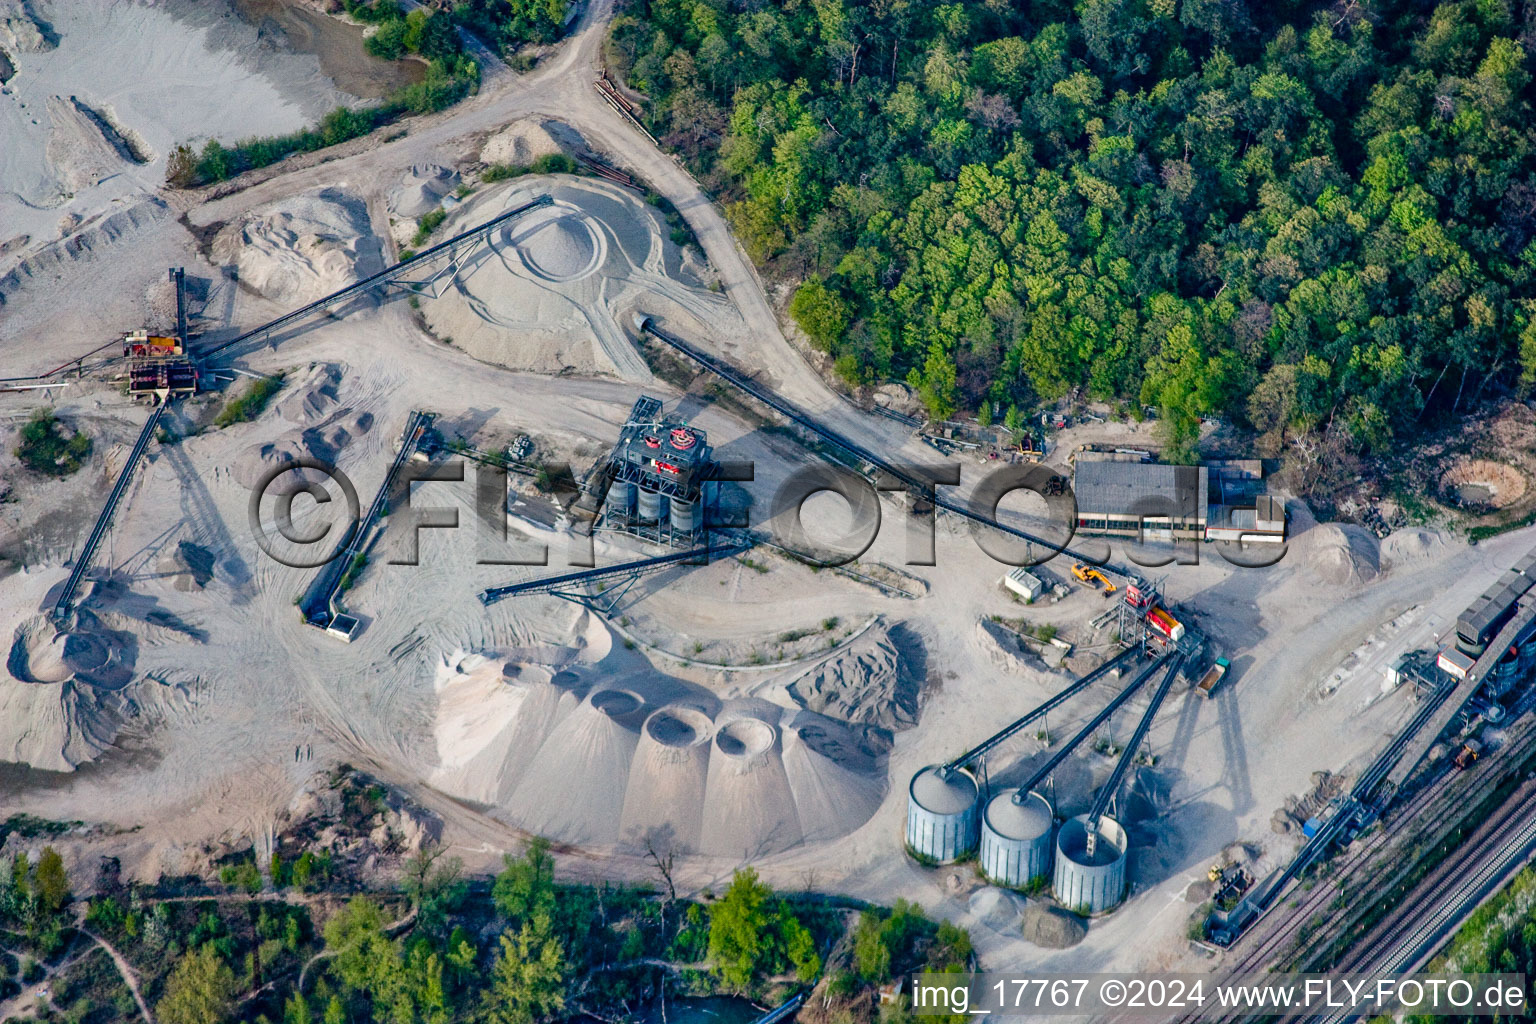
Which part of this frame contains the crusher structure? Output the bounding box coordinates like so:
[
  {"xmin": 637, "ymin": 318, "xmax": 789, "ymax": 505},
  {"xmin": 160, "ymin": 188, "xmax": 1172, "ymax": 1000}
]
[
  {"xmin": 125, "ymin": 267, "xmax": 197, "ymax": 403},
  {"xmin": 576, "ymin": 395, "xmax": 720, "ymax": 546}
]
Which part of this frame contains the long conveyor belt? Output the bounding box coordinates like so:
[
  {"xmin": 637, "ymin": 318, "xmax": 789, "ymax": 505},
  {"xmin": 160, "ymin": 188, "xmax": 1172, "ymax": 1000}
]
[
  {"xmin": 940, "ymin": 646, "xmax": 1142, "ymax": 774},
  {"xmin": 637, "ymin": 318, "xmax": 1137, "ymax": 576},
  {"xmin": 1007, "ymin": 653, "xmax": 1171, "ymax": 801},
  {"xmin": 53, "ymin": 403, "xmax": 165, "ymax": 622},
  {"xmin": 479, "ymin": 537, "xmax": 750, "ymax": 605},
  {"xmin": 1085, "ymin": 653, "xmax": 1185, "ymax": 834}
]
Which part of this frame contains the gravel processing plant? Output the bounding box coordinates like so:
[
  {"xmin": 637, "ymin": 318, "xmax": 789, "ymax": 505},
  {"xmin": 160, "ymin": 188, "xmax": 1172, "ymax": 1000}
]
[{"xmin": 4, "ymin": 0, "xmax": 1536, "ymax": 1012}]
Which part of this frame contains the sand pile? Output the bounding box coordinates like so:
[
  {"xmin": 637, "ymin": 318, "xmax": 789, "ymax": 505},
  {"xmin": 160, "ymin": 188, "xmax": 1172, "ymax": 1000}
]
[
  {"xmin": 977, "ymin": 617, "xmax": 1050, "ymax": 672},
  {"xmin": 0, "ymin": 198, "xmax": 170, "ymax": 308},
  {"xmin": 620, "ymin": 704, "xmax": 713, "ymax": 850},
  {"xmin": 391, "ymin": 164, "xmax": 459, "ymax": 218},
  {"xmin": 276, "ymin": 364, "xmax": 343, "ymax": 425},
  {"xmin": 503, "ymin": 688, "xmax": 646, "ymax": 845},
  {"xmin": 968, "ymin": 887, "xmax": 1026, "ymax": 932},
  {"xmin": 1020, "ymin": 904, "xmax": 1087, "ymax": 948},
  {"xmin": 420, "ymin": 179, "xmax": 735, "ymax": 382},
  {"xmin": 156, "ymin": 540, "xmax": 216, "ymax": 592},
  {"xmin": 427, "ymin": 646, "xmax": 885, "ymax": 855},
  {"xmin": 0, "ymin": 3, "xmax": 52, "ymax": 54},
  {"xmin": 232, "ymin": 407, "xmax": 373, "ymax": 489},
  {"xmin": 700, "ymin": 700, "xmax": 802, "ymax": 859},
  {"xmin": 43, "ymin": 95, "xmax": 129, "ymax": 193},
  {"xmin": 781, "ymin": 710, "xmax": 885, "ymax": 843},
  {"xmin": 785, "ymin": 624, "xmax": 922, "ymax": 731},
  {"xmin": 1, "ymin": 614, "xmax": 136, "ymax": 771},
  {"xmin": 1297, "ymin": 522, "xmax": 1379, "ymax": 585},
  {"xmin": 1381, "ymin": 528, "xmax": 1448, "ymax": 568},
  {"xmin": 430, "ymin": 652, "xmax": 577, "ymax": 804},
  {"xmin": 480, "ymin": 119, "xmax": 562, "ymax": 166},
  {"xmin": 214, "ymin": 189, "xmax": 379, "ymax": 306}
]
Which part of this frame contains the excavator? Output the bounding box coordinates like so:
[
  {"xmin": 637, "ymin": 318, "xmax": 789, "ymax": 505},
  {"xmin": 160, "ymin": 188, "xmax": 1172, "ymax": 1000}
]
[{"xmin": 1072, "ymin": 562, "xmax": 1117, "ymax": 595}]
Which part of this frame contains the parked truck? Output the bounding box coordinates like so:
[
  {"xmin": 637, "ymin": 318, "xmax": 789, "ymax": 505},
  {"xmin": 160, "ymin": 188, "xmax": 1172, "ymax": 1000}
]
[{"xmin": 1195, "ymin": 657, "xmax": 1230, "ymax": 698}]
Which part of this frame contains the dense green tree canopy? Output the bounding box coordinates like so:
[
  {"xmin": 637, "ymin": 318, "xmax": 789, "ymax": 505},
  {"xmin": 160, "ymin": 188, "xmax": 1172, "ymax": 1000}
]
[{"xmin": 611, "ymin": 0, "xmax": 1536, "ymax": 455}]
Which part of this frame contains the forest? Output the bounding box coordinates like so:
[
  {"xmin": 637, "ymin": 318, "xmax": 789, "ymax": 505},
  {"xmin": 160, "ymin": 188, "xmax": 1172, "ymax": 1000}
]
[
  {"xmin": 0, "ymin": 817, "xmax": 972, "ymax": 1024},
  {"xmin": 607, "ymin": 0, "xmax": 1536, "ymax": 459}
]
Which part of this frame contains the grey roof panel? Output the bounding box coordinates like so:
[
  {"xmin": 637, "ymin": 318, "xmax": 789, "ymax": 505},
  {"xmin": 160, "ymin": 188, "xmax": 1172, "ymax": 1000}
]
[{"xmin": 1073, "ymin": 462, "xmax": 1209, "ymax": 521}]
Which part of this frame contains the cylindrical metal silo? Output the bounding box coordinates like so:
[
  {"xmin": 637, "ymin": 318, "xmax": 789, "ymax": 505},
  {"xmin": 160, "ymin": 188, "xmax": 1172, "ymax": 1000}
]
[
  {"xmin": 670, "ymin": 494, "xmax": 697, "ymax": 534},
  {"xmin": 637, "ymin": 486, "xmax": 666, "ymax": 522},
  {"xmin": 1053, "ymin": 813, "xmax": 1128, "ymax": 914},
  {"xmin": 980, "ymin": 790, "xmax": 1054, "ymax": 887},
  {"xmin": 606, "ymin": 478, "xmax": 635, "ymax": 519},
  {"xmin": 906, "ymin": 765, "xmax": 980, "ymax": 863}
]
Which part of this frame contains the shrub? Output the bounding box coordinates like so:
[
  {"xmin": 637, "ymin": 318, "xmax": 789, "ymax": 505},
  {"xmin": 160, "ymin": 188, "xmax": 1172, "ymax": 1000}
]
[
  {"xmin": 483, "ymin": 162, "xmax": 530, "ymax": 182},
  {"xmin": 412, "ymin": 208, "xmax": 448, "ymax": 246},
  {"xmin": 15, "ymin": 412, "xmax": 91, "ymax": 476},
  {"xmin": 530, "ymin": 152, "xmax": 577, "ymax": 175},
  {"xmin": 214, "ymin": 374, "xmax": 284, "ymax": 428}
]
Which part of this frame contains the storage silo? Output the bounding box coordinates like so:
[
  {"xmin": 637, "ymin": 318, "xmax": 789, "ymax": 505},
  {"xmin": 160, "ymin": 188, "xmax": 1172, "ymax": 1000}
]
[
  {"xmin": 906, "ymin": 766, "xmax": 980, "ymax": 863},
  {"xmin": 620, "ymin": 705, "xmax": 714, "ymax": 851},
  {"xmin": 637, "ymin": 485, "xmax": 667, "ymax": 522},
  {"xmin": 670, "ymin": 494, "xmax": 697, "ymax": 534},
  {"xmin": 979, "ymin": 790, "xmax": 1054, "ymax": 887},
  {"xmin": 606, "ymin": 478, "xmax": 635, "ymax": 520},
  {"xmin": 1053, "ymin": 814, "xmax": 1128, "ymax": 914}
]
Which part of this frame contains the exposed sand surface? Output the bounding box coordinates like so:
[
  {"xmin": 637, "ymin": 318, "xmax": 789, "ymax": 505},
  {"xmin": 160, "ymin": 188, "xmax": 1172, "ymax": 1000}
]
[
  {"xmin": 0, "ymin": 0, "xmax": 1530, "ymax": 988},
  {"xmin": 214, "ymin": 188, "xmax": 383, "ymax": 306},
  {"xmin": 418, "ymin": 178, "xmax": 732, "ymax": 381},
  {"xmin": 0, "ymin": 0, "xmax": 357, "ymax": 247}
]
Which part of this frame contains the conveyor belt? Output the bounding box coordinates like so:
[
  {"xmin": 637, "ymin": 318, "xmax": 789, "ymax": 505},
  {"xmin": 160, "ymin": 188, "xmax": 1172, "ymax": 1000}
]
[
  {"xmin": 1385, "ymin": 600, "xmax": 1536, "ymax": 789},
  {"xmin": 638, "ymin": 318, "xmax": 1131, "ymax": 575},
  {"xmin": 52, "ymin": 403, "xmax": 165, "ymax": 622},
  {"xmin": 1005, "ymin": 653, "xmax": 1172, "ymax": 801},
  {"xmin": 940, "ymin": 646, "xmax": 1142, "ymax": 773},
  {"xmin": 1086, "ymin": 653, "xmax": 1184, "ymax": 832},
  {"xmin": 479, "ymin": 537, "xmax": 749, "ymax": 605},
  {"xmin": 299, "ymin": 411, "xmax": 432, "ymax": 623},
  {"xmin": 200, "ymin": 196, "xmax": 554, "ymax": 357}
]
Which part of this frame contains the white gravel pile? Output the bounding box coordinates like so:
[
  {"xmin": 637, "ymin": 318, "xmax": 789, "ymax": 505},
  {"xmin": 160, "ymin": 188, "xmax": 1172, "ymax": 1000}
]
[{"xmin": 213, "ymin": 188, "xmax": 380, "ymax": 306}]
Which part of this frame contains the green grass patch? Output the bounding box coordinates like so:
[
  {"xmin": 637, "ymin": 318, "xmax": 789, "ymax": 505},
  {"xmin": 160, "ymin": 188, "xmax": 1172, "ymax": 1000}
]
[
  {"xmin": 338, "ymin": 551, "xmax": 369, "ymax": 593},
  {"xmin": 214, "ymin": 374, "xmax": 285, "ymax": 428},
  {"xmin": 15, "ymin": 411, "xmax": 91, "ymax": 476},
  {"xmin": 411, "ymin": 207, "xmax": 448, "ymax": 246}
]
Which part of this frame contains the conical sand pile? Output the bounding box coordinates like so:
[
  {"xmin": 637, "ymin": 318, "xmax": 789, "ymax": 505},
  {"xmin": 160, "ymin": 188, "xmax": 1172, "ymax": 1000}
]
[
  {"xmin": 1, "ymin": 615, "xmax": 134, "ymax": 771},
  {"xmin": 781, "ymin": 710, "xmax": 885, "ymax": 843},
  {"xmin": 491, "ymin": 667, "xmax": 584, "ymax": 800},
  {"xmin": 503, "ymin": 688, "xmax": 645, "ymax": 845},
  {"xmin": 620, "ymin": 704, "xmax": 714, "ymax": 851},
  {"xmin": 700, "ymin": 700, "xmax": 801, "ymax": 859},
  {"xmin": 431, "ymin": 655, "xmax": 568, "ymax": 804}
]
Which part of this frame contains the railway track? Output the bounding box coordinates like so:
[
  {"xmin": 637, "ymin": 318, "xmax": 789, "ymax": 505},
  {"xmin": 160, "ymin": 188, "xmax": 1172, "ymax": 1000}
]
[
  {"xmin": 1307, "ymin": 782, "xmax": 1536, "ymax": 1023},
  {"xmin": 1164, "ymin": 714, "xmax": 1536, "ymax": 1024},
  {"xmin": 1158, "ymin": 780, "xmax": 1449, "ymax": 1024}
]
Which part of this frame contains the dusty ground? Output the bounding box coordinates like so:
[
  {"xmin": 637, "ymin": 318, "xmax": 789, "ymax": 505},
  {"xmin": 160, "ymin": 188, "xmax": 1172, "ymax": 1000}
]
[{"xmin": 0, "ymin": 0, "xmax": 1529, "ymax": 985}]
